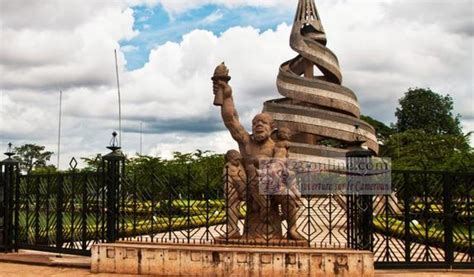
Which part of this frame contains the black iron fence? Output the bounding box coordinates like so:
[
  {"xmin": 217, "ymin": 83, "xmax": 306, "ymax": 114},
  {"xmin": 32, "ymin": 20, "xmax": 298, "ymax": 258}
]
[
  {"xmin": 15, "ymin": 170, "xmax": 105, "ymax": 255},
  {"xmin": 0, "ymin": 149, "xmax": 473, "ymax": 269},
  {"xmin": 117, "ymin": 170, "xmax": 351, "ymax": 248},
  {"xmin": 373, "ymin": 171, "xmax": 473, "ymax": 268},
  {"xmin": 0, "ymin": 157, "xmax": 17, "ymax": 252}
]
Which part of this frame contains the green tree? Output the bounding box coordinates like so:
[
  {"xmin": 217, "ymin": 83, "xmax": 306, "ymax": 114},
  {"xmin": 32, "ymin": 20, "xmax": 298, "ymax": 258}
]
[
  {"xmin": 123, "ymin": 150, "xmax": 225, "ymax": 200},
  {"xmin": 360, "ymin": 115, "xmax": 395, "ymax": 144},
  {"xmin": 80, "ymin": 154, "xmax": 103, "ymax": 172},
  {"xmin": 13, "ymin": 144, "xmax": 54, "ymax": 173},
  {"xmin": 163, "ymin": 150, "xmax": 224, "ymax": 197},
  {"xmin": 395, "ymin": 88, "xmax": 462, "ymax": 135},
  {"xmin": 31, "ymin": 165, "xmax": 58, "ymax": 174},
  {"xmin": 382, "ymin": 130, "xmax": 473, "ymax": 171}
]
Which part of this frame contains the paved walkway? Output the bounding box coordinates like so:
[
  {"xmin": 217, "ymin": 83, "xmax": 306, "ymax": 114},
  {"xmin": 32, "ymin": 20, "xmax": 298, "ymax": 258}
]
[
  {"xmin": 0, "ymin": 251, "xmax": 89, "ymax": 268},
  {"xmin": 0, "ymin": 260, "xmax": 473, "ymax": 276},
  {"xmin": 0, "ymin": 262, "xmax": 152, "ymax": 276},
  {"xmin": 376, "ymin": 269, "xmax": 474, "ymax": 277}
]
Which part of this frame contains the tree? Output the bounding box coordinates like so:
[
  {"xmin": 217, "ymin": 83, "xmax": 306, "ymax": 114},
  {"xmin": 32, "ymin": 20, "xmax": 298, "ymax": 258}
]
[
  {"xmin": 13, "ymin": 144, "xmax": 54, "ymax": 173},
  {"xmin": 80, "ymin": 154, "xmax": 103, "ymax": 172},
  {"xmin": 360, "ymin": 115, "xmax": 395, "ymax": 145},
  {"xmin": 381, "ymin": 130, "xmax": 473, "ymax": 171},
  {"xmin": 122, "ymin": 150, "xmax": 225, "ymax": 200},
  {"xmin": 163, "ymin": 150, "xmax": 224, "ymax": 197},
  {"xmin": 395, "ymin": 88, "xmax": 462, "ymax": 135}
]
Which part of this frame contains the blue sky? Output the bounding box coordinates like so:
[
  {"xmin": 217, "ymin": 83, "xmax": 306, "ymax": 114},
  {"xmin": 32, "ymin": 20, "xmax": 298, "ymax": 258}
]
[{"xmin": 121, "ymin": 4, "xmax": 293, "ymax": 70}]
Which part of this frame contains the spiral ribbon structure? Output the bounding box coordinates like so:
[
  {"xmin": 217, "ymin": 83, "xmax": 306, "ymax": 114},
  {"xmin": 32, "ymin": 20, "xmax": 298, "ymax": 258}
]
[{"xmin": 264, "ymin": 0, "xmax": 378, "ymax": 161}]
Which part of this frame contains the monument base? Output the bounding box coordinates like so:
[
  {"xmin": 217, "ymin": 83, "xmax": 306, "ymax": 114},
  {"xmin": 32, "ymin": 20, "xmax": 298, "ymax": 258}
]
[
  {"xmin": 91, "ymin": 242, "xmax": 374, "ymax": 276},
  {"xmin": 214, "ymin": 237, "xmax": 308, "ymax": 247}
]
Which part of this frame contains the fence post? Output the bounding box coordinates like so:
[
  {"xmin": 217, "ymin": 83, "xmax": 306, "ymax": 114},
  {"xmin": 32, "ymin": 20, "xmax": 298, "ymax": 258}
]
[
  {"xmin": 443, "ymin": 173, "xmax": 454, "ymax": 267},
  {"xmin": 102, "ymin": 132, "xmax": 125, "ymax": 243},
  {"xmin": 402, "ymin": 173, "xmax": 412, "ymax": 263},
  {"xmin": 0, "ymin": 143, "xmax": 19, "ymax": 252},
  {"xmin": 346, "ymin": 141, "xmax": 373, "ymax": 251}
]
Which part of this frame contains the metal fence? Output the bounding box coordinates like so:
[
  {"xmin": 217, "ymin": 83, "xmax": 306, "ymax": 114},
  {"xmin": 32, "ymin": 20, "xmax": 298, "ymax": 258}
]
[
  {"xmin": 14, "ymin": 170, "xmax": 105, "ymax": 255},
  {"xmin": 1, "ymin": 151, "xmax": 473, "ymax": 269},
  {"xmin": 117, "ymin": 170, "xmax": 352, "ymax": 248},
  {"xmin": 373, "ymin": 171, "xmax": 473, "ymax": 268}
]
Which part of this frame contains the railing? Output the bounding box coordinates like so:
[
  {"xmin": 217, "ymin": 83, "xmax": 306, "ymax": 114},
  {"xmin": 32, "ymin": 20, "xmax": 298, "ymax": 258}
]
[
  {"xmin": 117, "ymin": 171, "xmax": 350, "ymax": 248},
  {"xmin": 14, "ymin": 170, "xmax": 106, "ymax": 255},
  {"xmin": 1, "ymin": 155, "xmax": 473, "ymax": 269},
  {"xmin": 373, "ymin": 171, "xmax": 473, "ymax": 268}
]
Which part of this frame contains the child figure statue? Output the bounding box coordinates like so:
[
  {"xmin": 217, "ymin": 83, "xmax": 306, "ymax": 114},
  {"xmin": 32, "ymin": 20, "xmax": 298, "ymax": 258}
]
[
  {"xmin": 273, "ymin": 127, "xmax": 291, "ymax": 159},
  {"xmin": 223, "ymin": 150, "xmax": 246, "ymax": 238}
]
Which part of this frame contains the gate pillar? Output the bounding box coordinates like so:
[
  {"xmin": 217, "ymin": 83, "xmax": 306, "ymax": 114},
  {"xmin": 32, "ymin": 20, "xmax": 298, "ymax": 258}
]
[
  {"xmin": 0, "ymin": 143, "xmax": 19, "ymax": 252},
  {"xmin": 346, "ymin": 140, "xmax": 374, "ymax": 251},
  {"xmin": 102, "ymin": 132, "xmax": 125, "ymax": 243}
]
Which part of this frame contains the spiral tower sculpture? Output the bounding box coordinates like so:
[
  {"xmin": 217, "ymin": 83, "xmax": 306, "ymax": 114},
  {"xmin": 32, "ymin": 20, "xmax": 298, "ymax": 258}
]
[{"xmin": 263, "ymin": 0, "xmax": 378, "ymax": 162}]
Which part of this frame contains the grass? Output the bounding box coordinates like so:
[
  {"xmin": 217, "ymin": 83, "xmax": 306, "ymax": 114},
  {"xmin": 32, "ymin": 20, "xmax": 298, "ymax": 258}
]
[
  {"xmin": 15, "ymin": 199, "xmax": 235, "ymax": 244},
  {"xmin": 408, "ymin": 202, "xmax": 473, "ymax": 217},
  {"xmin": 373, "ymin": 215, "xmax": 472, "ymax": 252}
]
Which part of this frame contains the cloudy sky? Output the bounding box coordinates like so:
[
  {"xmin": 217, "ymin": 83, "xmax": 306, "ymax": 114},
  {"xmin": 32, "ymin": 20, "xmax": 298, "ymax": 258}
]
[{"xmin": 0, "ymin": 0, "xmax": 473, "ymax": 169}]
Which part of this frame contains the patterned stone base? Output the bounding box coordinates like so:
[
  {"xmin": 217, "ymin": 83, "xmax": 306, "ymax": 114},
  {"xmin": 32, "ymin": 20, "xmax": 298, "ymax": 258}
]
[
  {"xmin": 91, "ymin": 242, "xmax": 374, "ymax": 276},
  {"xmin": 213, "ymin": 237, "xmax": 308, "ymax": 247}
]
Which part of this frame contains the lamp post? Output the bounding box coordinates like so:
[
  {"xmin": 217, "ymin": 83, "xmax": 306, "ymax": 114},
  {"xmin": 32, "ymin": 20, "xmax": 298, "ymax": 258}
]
[
  {"xmin": 102, "ymin": 132, "xmax": 125, "ymax": 242},
  {"xmin": 0, "ymin": 143, "xmax": 19, "ymax": 252}
]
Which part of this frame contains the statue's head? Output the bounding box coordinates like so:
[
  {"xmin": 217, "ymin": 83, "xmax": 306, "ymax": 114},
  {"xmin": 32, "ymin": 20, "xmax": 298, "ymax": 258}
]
[
  {"xmin": 277, "ymin": 127, "xmax": 291, "ymax": 141},
  {"xmin": 225, "ymin": 150, "xmax": 241, "ymax": 166},
  {"xmin": 252, "ymin": 113, "xmax": 274, "ymax": 143}
]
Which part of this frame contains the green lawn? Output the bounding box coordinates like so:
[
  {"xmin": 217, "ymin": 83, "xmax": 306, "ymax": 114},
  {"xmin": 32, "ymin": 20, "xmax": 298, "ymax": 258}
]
[
  {"xmin": 373, "ymin": 215, "xmax": 472, "ymax": 252},
  {"xmin": 15, "ymin": 199, "xmax": 232, "ymax": 244}
]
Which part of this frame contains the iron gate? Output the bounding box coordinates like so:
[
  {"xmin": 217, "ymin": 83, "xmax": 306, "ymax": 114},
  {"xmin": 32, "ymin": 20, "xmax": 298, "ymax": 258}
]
[
  {"xmin": 14, "ymin": 170, "xmax": 106, "ymax": 255},
  {"xmin": 0, "ymin": 151, "xmax": 122, "ymax": 256},
  {"xmin": 372, "ymin": 171, "xmax": 473, "ymax": 269}
]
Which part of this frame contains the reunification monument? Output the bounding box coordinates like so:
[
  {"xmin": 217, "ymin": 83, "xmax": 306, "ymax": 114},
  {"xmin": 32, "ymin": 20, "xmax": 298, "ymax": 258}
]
[{"xmin": 92, "ymin": 0, "xmax": 375, "ymax": 275}]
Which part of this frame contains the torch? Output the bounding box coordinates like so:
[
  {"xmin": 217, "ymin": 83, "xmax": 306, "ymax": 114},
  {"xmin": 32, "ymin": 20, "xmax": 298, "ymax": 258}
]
[{"xmin": 212, "ymin": 62, "xmax": 231, "ymax": 106}]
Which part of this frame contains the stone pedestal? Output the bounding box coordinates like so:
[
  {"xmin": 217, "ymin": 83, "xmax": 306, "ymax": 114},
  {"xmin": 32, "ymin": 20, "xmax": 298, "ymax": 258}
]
[
  {"xmin": 91, "ymin": 242, "xmax": 374, "ymax": 276},
  {"xmin": 214, "ymin": 237, "xmax": 308, "ymax": 247}
]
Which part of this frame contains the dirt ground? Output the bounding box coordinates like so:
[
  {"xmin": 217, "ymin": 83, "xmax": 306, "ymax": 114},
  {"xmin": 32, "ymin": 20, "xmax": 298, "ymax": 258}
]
[
  {"xmin": 0, "ymin": 262, "xmax": 473, "ymax": 277},
  {"xmin": 0, "ymin": 262, "xmax": 144, "ymax": 277}
]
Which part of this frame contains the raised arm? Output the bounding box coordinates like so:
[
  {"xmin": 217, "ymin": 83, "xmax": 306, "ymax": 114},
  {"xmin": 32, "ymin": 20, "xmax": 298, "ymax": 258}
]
[{"xmin": 213, "ymin": 80, "xmax": 249, "ymax": 144}]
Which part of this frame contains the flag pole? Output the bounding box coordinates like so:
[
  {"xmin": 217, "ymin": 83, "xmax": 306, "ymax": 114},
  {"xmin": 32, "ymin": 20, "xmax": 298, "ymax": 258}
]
[
  {"xmin": 114, "ymin": 49, "xmax": 122, "ymax": 147},
  {"xmin": 57, "ymin": 90, "xmax": 62, "ymax": 169},
  {"xmin": 140, "ymin": 122, "xmax": 143, "ymax": 155}
]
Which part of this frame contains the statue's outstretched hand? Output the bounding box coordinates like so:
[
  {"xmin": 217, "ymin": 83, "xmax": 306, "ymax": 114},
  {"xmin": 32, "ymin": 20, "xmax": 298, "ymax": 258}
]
[{"xmin": 213, "ymin": 80, "xmax": 232, "ymax": 99}]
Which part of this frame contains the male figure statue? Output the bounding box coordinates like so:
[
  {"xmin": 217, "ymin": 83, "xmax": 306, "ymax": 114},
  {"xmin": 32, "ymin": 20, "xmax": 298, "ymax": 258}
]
[{"xmin": 212, "ymin": 63, "xmax": 303, "ymax": 240}]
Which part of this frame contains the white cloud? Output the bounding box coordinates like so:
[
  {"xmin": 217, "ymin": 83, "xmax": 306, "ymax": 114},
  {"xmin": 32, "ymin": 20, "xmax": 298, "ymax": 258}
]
[
  {"xmin": 0, "ymin": 2, "xmax": 138, "ymax": 90},
  {"xmin": 201, "ymin": 10, "xmax": 224, "ymax": 25},
  {"xmin": 61, "ymin": 24, "xmax": 293, "ymax": 127},
  {"xmin": 149, "ymin": 131, "xmax": 237, "ymax": 159},
  {"xmin": 157, "ymin": 0, "xmax": 294, "ymax": 14},
  {"xmin": 383, "ymin": 0, "xmax": 473, "ymax": 37},
  {"xmin": 122, "ymin": 45, "xmax": 140, "ymax": 53}
]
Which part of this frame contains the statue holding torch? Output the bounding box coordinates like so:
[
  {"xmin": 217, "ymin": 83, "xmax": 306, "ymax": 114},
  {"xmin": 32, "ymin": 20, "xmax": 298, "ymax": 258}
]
[{"xmin": 212, "ymin": 62, "xmax": 303, "ymax": 241}]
